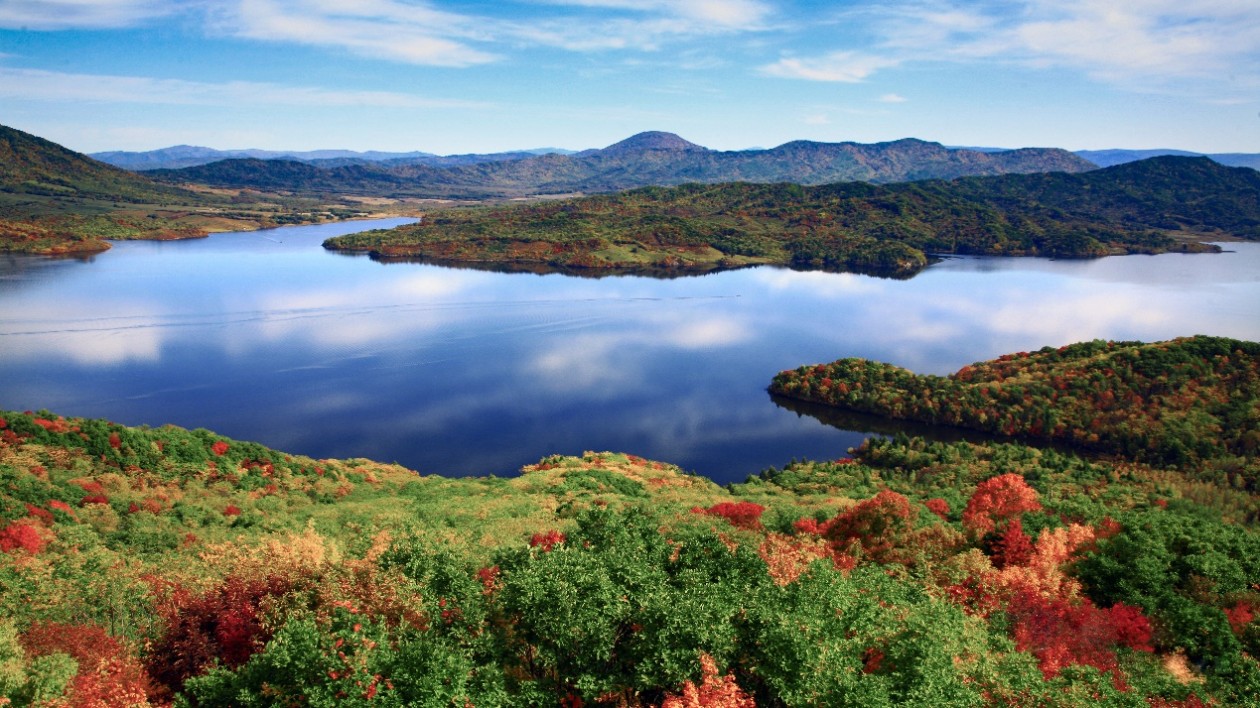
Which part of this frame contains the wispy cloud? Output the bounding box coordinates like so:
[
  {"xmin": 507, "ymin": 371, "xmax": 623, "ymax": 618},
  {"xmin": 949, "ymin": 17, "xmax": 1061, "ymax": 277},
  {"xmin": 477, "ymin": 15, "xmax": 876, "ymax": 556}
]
[
  {"xmin": 878, "ymin": 93, "xmax": 907, "ymax": 103},
  {"xmin": 760, "ymin": 0, "xmax": 1260, "ymax": 94},
  {"xmin": 0, "ymin": 0, "xmax": 178, "ymax": 30},
  {"xmin": 760, "ymin": 50, "xmax": 899, "ymax": 82},
  {"xmin": 212, "ymin": 0, "xmax": 498, "ymax": 67},
  {"xmin": 0, "ymin": 67, "xmax": 488, "ymax": 108}
]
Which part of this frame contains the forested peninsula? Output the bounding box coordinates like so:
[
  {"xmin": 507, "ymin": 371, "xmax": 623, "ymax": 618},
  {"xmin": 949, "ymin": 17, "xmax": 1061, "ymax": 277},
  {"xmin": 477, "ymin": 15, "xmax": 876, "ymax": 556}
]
[
  {"xmin": 323, "ymin": 156, "xmax": 1260, "ymax": 276},
  {"xmin": 3, "ymin": 335, "xmax": 1259, "ymax": 705}
]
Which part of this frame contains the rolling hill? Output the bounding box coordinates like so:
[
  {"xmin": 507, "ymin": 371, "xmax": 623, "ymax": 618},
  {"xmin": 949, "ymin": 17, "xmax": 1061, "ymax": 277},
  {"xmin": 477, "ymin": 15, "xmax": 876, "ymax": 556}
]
[{"xmin": 150, "ymin": 131, "xmax": 1096, "ymax": 199}]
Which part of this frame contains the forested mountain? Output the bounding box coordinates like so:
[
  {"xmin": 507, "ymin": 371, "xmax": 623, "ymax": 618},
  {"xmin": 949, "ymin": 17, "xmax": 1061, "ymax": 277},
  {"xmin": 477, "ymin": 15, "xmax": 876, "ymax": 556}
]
[
  {"xmin": 150, "ymin": 131, "xmax": 1095, "ymax": 199},
  {"xmin": 324, "ymin": 155, "xmax": 1260, "ymax": 274},
  {"xmin": 0, "ymin": 125, "xmax": 194, "ymax": 203},
  {"xmin": 3, "ymin": 332, "xmax": 1259, "ymax": 704}
]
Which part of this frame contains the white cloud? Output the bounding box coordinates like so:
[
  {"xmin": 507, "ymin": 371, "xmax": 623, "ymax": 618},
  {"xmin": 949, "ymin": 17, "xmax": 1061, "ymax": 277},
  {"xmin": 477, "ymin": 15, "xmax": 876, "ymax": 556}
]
[
  {"xmin": 759, "ymin": 50, "xmax": 900, "ymax": 82},
  {"xmin": 0, "ymin": 67, "xmax": 488, "ymax": 108},
  {"xmin": 215, "ymin": 0, "xmax": 498, "ymax": 67},
  {"xmin": 761, "ymin": 1, "xmax": 1260, "ymax": 94},
  {"xmin": 0, "ymin": 0, "xmax": 178, "ymax": 29},
  {"xmin": 878, "ymin": 93, "xmax": 907, "ymax": 103}
]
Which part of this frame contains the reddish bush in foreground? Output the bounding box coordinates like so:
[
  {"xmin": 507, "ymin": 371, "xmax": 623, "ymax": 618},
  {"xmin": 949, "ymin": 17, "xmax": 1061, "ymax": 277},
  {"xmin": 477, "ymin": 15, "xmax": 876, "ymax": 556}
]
[
  {"xmin": 694, "ymin": 501, "xmax": 765, "ymax": 530},
  {"xmin": 21, "ymin": 621, "xmax": 154, "ymax": 707},
  {"xmin": 210, "ymin": 440, "xmax": 229, "ymax": 456},
  {"xmin": 147, "ymin": 574, "xmax": 292, "ymax": 692}
]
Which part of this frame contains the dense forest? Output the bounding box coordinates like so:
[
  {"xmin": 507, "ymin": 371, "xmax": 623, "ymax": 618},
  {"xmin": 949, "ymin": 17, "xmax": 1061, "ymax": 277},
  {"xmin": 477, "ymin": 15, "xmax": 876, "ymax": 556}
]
[
  {"xmin": 324, "ymin": 156, "xmax": 1259, "ymax": 276},
  {"xmin": 2, "ymin": 338, "xmax": 1258, "ymax": 705}
]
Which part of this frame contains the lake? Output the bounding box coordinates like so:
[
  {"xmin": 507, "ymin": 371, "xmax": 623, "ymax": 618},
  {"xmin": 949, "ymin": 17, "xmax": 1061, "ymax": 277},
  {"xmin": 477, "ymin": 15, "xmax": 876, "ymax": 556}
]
[{"xmin": 2, "ymin": 219, "xmax": 1258, "ymax": 484}]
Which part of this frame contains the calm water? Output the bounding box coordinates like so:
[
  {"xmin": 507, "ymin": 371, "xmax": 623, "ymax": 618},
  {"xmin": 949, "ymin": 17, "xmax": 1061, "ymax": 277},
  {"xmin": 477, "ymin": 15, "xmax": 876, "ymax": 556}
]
[{"xmin": 2, "ymin": 219, "xmax": 1258, "ymax": 484}]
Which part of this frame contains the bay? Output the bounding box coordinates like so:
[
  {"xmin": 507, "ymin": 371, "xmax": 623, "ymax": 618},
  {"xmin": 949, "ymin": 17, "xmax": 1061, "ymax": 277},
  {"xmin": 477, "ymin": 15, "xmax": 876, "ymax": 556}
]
[{"xmin": 2, "ymin": 218, "xmax": 1258, "ymax": 484}]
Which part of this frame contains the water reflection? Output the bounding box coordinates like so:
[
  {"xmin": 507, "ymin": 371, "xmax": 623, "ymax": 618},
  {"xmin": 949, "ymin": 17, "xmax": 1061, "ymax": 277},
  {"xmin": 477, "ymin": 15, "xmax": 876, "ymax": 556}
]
[{"xmin": 1, "ymin": 221, "xmax": 1258, "ymax": 484}]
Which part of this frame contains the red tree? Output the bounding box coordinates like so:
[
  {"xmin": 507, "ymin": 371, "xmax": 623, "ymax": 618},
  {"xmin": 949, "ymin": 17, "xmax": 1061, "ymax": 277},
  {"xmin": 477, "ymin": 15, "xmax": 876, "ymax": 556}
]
[{"xmin": 962, "ymin": 474, "xmax": 1041, "ymax": 536}]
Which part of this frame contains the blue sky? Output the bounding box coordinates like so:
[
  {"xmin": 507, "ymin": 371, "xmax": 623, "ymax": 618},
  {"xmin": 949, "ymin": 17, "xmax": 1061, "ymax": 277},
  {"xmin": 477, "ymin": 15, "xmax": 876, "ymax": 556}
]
[{"xmin": 1, "ymin": 0, "xmax": 1257, "ymax": 154}]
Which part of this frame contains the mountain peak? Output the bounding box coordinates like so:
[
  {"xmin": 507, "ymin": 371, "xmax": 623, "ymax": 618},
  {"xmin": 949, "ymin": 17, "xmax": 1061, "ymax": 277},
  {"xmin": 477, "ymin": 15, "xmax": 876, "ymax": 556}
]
[{"xmin": 602, "ymin": 131, "xmax": 707, "ymax": 153}]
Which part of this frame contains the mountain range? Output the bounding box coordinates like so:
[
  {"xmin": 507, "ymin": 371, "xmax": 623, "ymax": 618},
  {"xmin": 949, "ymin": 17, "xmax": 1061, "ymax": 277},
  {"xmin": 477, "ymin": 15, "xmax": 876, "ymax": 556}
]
[
  {"xmin": 142, "ymin": 131, "xmax": 1096, "ymax": 199},
  {"xmin": 90, "ymin": 145, "xmax": 576, "ymax": 171}
]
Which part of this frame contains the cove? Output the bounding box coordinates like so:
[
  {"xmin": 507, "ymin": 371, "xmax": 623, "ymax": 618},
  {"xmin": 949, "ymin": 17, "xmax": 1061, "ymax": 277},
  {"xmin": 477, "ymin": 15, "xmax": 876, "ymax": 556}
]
[{"xmin": 2, "ymin": 218, "xmax": 1258, "ymax": 484}]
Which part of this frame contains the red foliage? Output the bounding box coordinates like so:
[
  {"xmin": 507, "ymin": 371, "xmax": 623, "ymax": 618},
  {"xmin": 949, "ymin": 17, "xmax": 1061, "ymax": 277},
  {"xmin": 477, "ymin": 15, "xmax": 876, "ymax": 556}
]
[
  {"xmin": 477, "ymin": 565, "xmax": 501, "ymax": 595},
  {"xmin": 108, "ymin": 431, "xmax": 122, "ymax": 449},
  {"xmin": 80, "ymin": 494, "xmax": 110, "ymax": 506},
  {"xmin": 21, "ymin": 621, "xmax": 154, "ymax": 707},
  {"xmin": 49, "ymin": 499, "xmax": 76, "ymax": 516},
  {"xmin": 529, "ymin": 530, "xmax": 566, "ymax": 552},
  {"xmin": 862, "ymin": 647, "xmax": 886, "ymax": 674},
  {"xmin": 147, "ymin": 574, "xmax": 293, "ymax": 692},
  {"xmin": 1225, "ymin": 601, "xmax": 1255, "ymax": 635},
  {"xmin": 73, "ymin": 479, "xmax": 106, "ymax": 495},
  {"xmin": 210, "ymin": 440, "xmax": 229, "ymax": 456},
  {"xmin": 990, "ymin": 518, "xmax": 1034, "ymax": 569},
  {"xmin": 695, "ymin": 501, "xmax": 765, "ymax": 531},
  {"xmin": 0, "ymin": 522, "xmax": 46, "ymax": 554},
  {"xmin": 1148, "ymin": 696, "xmax": 1209, "ymax": 708},
  {"xmin": 24, "ymin": 503, "xmax": 54, "ymax": 525},
  {"xmin": 924, "ymin": 497, "xmax": 951, "ymax": 520},
  {"xmin": 661, "ymin": 653, "xmax": 756, "ymax": 708},
  {"xmin": 1007, "ymin": 588, "xmax": 1153, "ymax": 679},
  {"xmin": 823, "ymin": 490, "xmax": 914, "ymax": 564},
  {"xmin": 33, "ymin": 417, "xmax": 71, "ymax": 433},
  {"xmin": 962, "ymin": 474, "xmax": 1042, "ymax": 536},
  {"xmin": 223, "ymin": 504, "xmax": 242, "ymax": 517}
]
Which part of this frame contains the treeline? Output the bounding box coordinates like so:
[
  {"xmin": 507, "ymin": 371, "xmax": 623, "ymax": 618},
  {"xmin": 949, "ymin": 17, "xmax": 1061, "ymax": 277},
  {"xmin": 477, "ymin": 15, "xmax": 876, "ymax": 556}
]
[
  {"xmin": 325, "ymin": 156, "xmax": 1259, "ymax": 275},
  {"xmin": 3, "ymin": 404, "xmax": 1259, "ymax": 705}
]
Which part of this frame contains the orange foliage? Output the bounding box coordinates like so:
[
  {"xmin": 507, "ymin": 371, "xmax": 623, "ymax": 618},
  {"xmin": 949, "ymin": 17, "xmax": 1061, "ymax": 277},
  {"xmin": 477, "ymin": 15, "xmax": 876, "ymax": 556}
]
[
  {"xmin": 21, "ymin": 621, "xmax": 155, "ymax": 707},
  {"xmin": 660, "ymin": 654, "xmax": 755, "ymax": 708},
  {"xmin": 962, "ymin": 474, "xmax": 1041, "ymax": 537}
]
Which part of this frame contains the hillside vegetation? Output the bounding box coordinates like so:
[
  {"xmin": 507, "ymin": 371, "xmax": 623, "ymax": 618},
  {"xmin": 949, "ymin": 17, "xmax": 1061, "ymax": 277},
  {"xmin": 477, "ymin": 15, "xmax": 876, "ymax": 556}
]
[
  {"xmin": 2, "ymin": 337, "xmax": 1259, "ymax": 705},
  {"xmin": 0, "ymin": 125, "xmax": 408, "ymax": 254},
  {"xmin": 324, "ymin": 156, "xmax": 1259, "ymax": 275}
]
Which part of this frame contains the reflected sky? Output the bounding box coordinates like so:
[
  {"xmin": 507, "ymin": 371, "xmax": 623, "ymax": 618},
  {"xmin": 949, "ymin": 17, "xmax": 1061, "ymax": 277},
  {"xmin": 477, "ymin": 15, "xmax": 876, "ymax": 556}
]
[{"xmin": 2, "ymin": 221, "xmax": 1258, "ymax": 484}]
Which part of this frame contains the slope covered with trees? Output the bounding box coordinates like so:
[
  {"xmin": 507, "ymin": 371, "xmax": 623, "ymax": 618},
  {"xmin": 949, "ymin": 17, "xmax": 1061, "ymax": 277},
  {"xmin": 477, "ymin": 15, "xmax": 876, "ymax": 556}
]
[
  {"xmin": 325, "ymin": 157, "xmax": 1258, "ymax": 275},
  {"xmin": 771, "ymin": 336, "xmax": 1260, "ymax": 479},
  {"xmin": 0, "ymin": 124, "xmax": 407, "ymax": 255},
  {"xmin": 3, "ymin": 331, "xmax": 1258, "ymax": 707}
]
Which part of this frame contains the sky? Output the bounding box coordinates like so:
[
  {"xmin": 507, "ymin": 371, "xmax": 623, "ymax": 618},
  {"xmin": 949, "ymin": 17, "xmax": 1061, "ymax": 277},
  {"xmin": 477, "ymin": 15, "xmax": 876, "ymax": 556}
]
[{"xmin": 1, "ymin": 0, "xmax": 1258, "ymax": 155}]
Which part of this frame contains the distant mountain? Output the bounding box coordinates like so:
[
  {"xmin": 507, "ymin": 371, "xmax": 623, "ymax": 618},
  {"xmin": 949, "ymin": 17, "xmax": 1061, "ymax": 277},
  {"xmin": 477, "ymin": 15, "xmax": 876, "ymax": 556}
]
[
  {"xmin": 1075, "ymin": 149, "xmax": 1260, "ymax": 170},
  {"xmin": 151, "ymin": 131, "xmax": 1095, "ymax": 199},
  {"xmin": 91, "ymin": 145, "xmax": 578, "ymax": 171},
  {"xmin": 0, "ymin": 124, "xmax": 192, "ymax": 202}
]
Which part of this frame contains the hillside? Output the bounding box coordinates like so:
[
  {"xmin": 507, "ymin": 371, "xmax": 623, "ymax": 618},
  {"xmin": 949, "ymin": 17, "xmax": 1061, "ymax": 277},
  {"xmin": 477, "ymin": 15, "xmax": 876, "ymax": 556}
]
[
  {"xmin": 324, "ymin": 155, "xmax": 1260, "ymax": 275},
  {"xmin": 770, "ymin": 335, "xmax": 1260, "ymax": 471},
  {"xmin": 151, "ymin": 132, "xmax": 1095, "ymax": 199},
  {"xmin": 0, "ymin": 125, "xmax": 195, "ymax": 204},
  {"xmin": 3, "ymin": 332, "xmax": 1259, "ymax": 704},
  {"xmin": 0, "ymin": 124, "xmax": 406, "ymax": 255}
]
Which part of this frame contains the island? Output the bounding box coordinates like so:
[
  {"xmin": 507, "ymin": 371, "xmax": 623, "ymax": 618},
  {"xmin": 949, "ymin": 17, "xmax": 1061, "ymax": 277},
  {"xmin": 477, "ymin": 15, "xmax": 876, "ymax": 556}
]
[{"xmin": 323, "ymin": 156, "xmax": 1258, "ymax": 277}]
